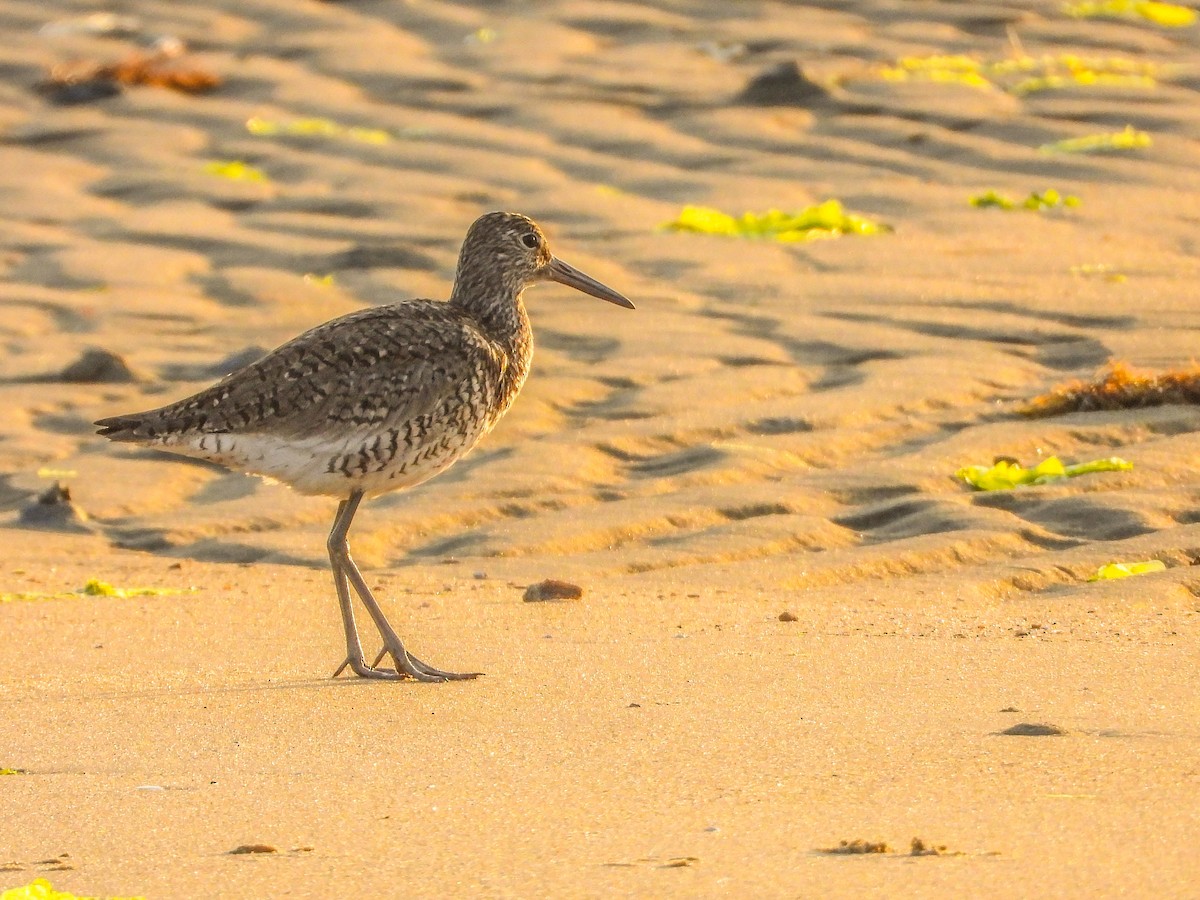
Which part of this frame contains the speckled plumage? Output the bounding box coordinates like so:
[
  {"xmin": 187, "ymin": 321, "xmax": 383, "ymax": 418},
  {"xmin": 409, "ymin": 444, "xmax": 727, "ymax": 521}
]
[
  {"xmin": 96, "ymin": 299, "xmax": 524, "ymax": 496},
  {"xmin": 96, "ymin": 211, "xmax": 633, "ymax": 682}
]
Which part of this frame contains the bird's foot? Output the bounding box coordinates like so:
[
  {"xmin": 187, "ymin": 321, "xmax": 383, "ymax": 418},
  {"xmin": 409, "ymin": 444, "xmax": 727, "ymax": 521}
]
[
  {"xmin": 370, "ymin": 647, "xmax": 483, "ymax": 681},
  {"xmin": 332, "ymin": 655, "xmax": 404, "ymax": 680}
]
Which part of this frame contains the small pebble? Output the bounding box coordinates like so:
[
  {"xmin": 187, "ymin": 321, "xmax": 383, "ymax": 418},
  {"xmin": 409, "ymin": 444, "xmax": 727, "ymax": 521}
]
[
  {"xmin": 523, "ymin": 579, "xmax": 583, "ymax": 602},
  {"xmin": 778, "ymin": 610, "xmax": 798, "ymax": 622}
]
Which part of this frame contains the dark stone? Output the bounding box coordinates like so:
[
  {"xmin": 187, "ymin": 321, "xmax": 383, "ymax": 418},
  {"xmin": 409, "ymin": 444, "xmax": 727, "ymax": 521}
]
[
  {"xmin": 18, "ymin": 482, "xmax": 93, "ymax": 532},
  {"xmin": 737, "ymin": 61, "xmax": 827, "ymax": 106},
  {"xmin": 59, "ymin": 348, "xmax": 139, "ymax": 383},
  {"xmin": 36, "ymin": 78, "xmax": 123, "ymax": 105}
]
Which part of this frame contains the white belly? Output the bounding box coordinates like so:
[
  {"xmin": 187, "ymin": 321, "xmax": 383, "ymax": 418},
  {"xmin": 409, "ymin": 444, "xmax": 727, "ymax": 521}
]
[{"xmin": 168, "ymin": 427, "xmax": 485, "ymax": 498}]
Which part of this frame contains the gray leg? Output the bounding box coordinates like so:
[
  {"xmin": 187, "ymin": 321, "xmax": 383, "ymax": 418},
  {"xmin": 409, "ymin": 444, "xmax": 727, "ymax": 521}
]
[
  {"xmin": 329, "ymin": 496, "xmax": 400, "ymax": 680},
  {"xmin": 340, "ymin": 536, "xmax": 482, "ymax": 682},
  {"xmin": 329, "ymin": 491, "xmax": 480, "ymax": 682}
]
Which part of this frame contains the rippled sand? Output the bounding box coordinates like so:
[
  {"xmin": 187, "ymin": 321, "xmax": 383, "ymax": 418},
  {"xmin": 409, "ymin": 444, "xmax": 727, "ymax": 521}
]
[{"xmin": 2, "ymin": 1, "xmax": 1199, "ymax": 896}]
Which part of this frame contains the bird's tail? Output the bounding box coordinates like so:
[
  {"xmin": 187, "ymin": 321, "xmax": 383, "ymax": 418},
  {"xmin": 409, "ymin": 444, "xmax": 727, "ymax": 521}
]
[{"xmin": 95, "ymin": 413, "xmax": 157, "ymax": 442}]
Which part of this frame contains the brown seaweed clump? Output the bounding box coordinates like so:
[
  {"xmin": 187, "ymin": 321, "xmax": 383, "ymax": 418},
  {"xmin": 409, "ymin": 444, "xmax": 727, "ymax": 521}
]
[
  {"xmin": 821, "ymin": 839, "xmax": 891, "ymax": 855},
  {"xmin": 1023, "ymin": 362, "xmax": 1200, "ymax": 417},
  {"xmin": 99, "ymin": 49, "xmax": 220, "ymax": 93},
  {"xmin": 38, "ymin": 43, "xmax": 220, "ymax": 104}
]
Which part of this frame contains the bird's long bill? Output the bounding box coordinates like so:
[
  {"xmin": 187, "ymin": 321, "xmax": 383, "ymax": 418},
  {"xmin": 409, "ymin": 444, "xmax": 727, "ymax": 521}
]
[{"xmin": 546, "ymin": 256, "xmax": 635, "ymax": 309}]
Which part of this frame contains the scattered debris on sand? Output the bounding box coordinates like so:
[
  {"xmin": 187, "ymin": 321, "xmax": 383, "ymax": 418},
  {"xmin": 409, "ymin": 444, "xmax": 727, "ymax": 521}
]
[
  {"xmin": 911, "ymin": 837, "xmax": 962, "ymax": 856},
  {"xmin": 228, "ymin": 844, "xmax": 277, "ymax": 855},
  {"xmin": 821, "ymin": 839, "xmax": 891, "ymax": 855},
  {"xmin": 37, "ymin": 42, "xmax": 220, "ymax": 105},
  {"xmin": 1001, "ymin": 722, "xmax": 1068, "ymax": 736}
]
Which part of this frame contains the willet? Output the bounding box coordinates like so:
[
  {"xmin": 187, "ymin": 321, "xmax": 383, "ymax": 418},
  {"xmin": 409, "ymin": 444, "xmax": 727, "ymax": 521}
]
[{"xmin": 96, "ymin": 211, "xmax": 633, "ymax": 682}]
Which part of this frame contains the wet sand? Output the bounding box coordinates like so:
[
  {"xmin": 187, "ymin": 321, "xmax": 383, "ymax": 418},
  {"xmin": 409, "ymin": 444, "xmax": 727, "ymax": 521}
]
[{"xmin": 2, "ymin": 0, "xmax": 1199, "ymax": 896}]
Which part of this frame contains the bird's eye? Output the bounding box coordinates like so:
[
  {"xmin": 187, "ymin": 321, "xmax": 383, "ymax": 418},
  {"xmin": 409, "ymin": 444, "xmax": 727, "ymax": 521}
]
[{"xmin": 521, "ymin": 232, "xmax": 540, "ymax": 249}]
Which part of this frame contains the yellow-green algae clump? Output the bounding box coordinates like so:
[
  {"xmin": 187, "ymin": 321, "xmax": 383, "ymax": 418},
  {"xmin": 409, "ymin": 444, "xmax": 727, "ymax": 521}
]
[
  {"xmin": 0, "ymin": 879, "xmax": 144, "ymax": 900},
  {"xmin": 1064, "ymin": 1, "xmax": 1196, "ymax": 27},
  {"xmin": 246, "ymin": 116, "xmax": 394, "ymax": 145},
  {"xmin": 203, "ymin": 160, "xmax": 267, "ymax": 182},
  {"xmin": 1039, "ymin": 125, "xmax": 1151, "ymax": 154},
  {"xmin": 0, "ymin": 579, "xmax": 191, "ymax": 603},
  {"xmin": 663, "ymin": 200, "xmax": 891, "ymax": 242},
  {"xmin": 969, "ymin": 189, "xmax": 1080, "ymax": 210},
  {"xmin": 1089, "ymin": 560, "xmax": 1167, "ymax": 581},
  {"xmin": 879, "ymin": 53, "xmax": 1166, "ymax": 95},
  {"xmin": 957, "ymin": 456, "xmax": 1132, "ymax": 491}
]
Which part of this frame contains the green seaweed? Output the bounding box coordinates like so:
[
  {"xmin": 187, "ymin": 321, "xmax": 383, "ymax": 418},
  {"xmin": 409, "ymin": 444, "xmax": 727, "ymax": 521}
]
[
  {"xmin": 35, "ymin": 467, "xmax": 78, "ymax": 479},
  {"xmin": 465, "ymin": 27, "xmax": 500, "ymax": 44},
  {"xmin": 1070, "ymin": 264, "xmax": 1127, "ymax": 282},
  {"xmin": 1089, "ymin": 560, "xmax": 1167, "ymax": 581},
  {"xmin": 662, "ymin": 201, "xmax": 891, "ymax": 242},
  {"xmin": 0, "ymin": 880, "xmax": 145, "ymax": 900},
  {"xmin": 246, "ymin": 116, "xmax": 395, "ymax": 145},
  {"xmin": 878, "ymin": 53, "xmax": 1165, "ymax": 95},
  {"xmin": 879, "ymin": 54, "xmax": 992, "ymax": 89},
  {"xmin": 0, "ymin": 883, "xmax": 143, "ymax": 900},
  {"xmin": 203, "ymin": 160, "xmax": 267, "ymax": 182},
  {"xmin": 1065, "ymin": 0, "xmax": 1197, "ymax": 27},
  {"xmin": 882, "ymin": 55, "xmax": 990, "ymax": 88},
  {"xmin": 956, "ymin": 456, "xmax": 1132, "ymax": 491},
  {"xmin": 0, "ymin": 580, "xmax": 192, "ymax": 603},
  {"xmin": 1039, "ymin": 125, "xmax": 1151, "ymax": 154},
  {"xmin": 969, "ymin": 190, "xmax": 1017, "ymax": 209},
  {"xmin": 970, "ymin": 189, "xmax": 1081, "ymax": 210}
]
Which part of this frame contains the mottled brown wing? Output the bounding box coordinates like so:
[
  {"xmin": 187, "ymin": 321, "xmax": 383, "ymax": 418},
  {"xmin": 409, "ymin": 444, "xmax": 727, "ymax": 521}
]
[{"xmin": 97, "ymin": 302, "xmax": 506, "ymax": 443}]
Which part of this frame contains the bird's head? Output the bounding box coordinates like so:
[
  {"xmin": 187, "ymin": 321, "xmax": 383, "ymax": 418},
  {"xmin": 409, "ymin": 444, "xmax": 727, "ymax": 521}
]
[{"xmin": 453, "ymin": 211, "xmax": 634, "ymax": 309}]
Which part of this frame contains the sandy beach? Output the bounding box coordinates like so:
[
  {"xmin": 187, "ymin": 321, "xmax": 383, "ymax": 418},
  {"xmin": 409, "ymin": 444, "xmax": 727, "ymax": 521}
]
[{"xmin": 2, "ymin": 0, "xmax": 1200, "ymax": 896}]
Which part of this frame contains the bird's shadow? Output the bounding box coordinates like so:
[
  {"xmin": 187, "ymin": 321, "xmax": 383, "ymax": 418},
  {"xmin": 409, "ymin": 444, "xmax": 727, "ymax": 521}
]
[{"xmin": 32, "ymin": 673, "xmax": 444, "ymax": 707}]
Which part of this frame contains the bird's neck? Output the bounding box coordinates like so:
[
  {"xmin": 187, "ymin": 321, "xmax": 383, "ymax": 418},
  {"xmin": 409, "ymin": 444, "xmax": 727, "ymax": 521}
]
[{"xmin": 450, "ymin": 278, "xmax": 534, "ymax": 409}]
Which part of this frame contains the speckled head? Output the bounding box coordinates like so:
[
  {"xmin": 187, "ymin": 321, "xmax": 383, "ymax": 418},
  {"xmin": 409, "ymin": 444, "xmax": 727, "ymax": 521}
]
[{"xmin": 450, "ymin": 211, "xmax": 634, "ymax": 312}]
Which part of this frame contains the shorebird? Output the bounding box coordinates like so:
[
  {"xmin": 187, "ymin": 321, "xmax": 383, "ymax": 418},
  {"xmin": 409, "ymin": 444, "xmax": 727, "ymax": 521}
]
[{"xmin": 96, "ymin": 211, "xmax": 633, "ymax": 682}]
